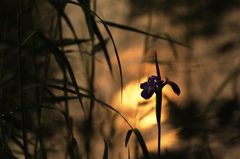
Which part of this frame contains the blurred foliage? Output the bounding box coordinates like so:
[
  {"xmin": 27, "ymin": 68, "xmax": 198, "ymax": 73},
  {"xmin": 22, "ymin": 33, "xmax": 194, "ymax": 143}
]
[
  {"xmin": 0, "ymin": 0, "xmax": 240, "ymax": 159},
  {"xmin": 130, "ymin": 0, "xmax": 240, "ymax": 36}
]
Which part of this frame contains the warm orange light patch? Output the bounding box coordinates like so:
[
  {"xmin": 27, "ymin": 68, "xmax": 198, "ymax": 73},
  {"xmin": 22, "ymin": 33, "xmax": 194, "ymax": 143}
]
[
  {"xmin": 146, "ymin": 129, "xmax": 181, "ymax": 151},
  {"xmin": 112, "ymin": 78, "xmax": 167, "ymax": 126},
  {"xmin": 112, "ymin": 77, "xmax": 180, "ymax": 150}
]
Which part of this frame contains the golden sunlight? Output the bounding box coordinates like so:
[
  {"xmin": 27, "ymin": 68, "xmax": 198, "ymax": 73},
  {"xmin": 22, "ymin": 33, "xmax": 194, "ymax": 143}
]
[{"xmin": 112, "ymin": 77, "xmax": 180, "ymax": 150}]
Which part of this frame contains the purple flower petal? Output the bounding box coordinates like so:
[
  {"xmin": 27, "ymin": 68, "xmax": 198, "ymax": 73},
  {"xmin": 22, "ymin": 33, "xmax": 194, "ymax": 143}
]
[
  {"xmin": 140, "ymin": 82, "xmax": 149, "ymax": 89},
  {"xmin": 166, "ymin": 81, "xmax": 180, "ymax": 96},
  {"xmin": 140, "ymin": 75, "xmax": 180, "ymax": 99},
  {"xmin": 141, "ymin": 88, "xmax": 155, "ymax": 99},
  {"xmin": 148, "ymin": 75, "xmax": 160, "ymax": 82}
]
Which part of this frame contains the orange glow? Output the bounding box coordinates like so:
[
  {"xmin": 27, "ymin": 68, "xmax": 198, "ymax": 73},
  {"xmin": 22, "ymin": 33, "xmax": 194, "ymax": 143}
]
[
  {"xmin": 146, "ymin": 129, "xmax": 181, "ymax": 151},
  {"xmin": 112, "ymin": 77, "xmax": 180, "ymax": 150}
]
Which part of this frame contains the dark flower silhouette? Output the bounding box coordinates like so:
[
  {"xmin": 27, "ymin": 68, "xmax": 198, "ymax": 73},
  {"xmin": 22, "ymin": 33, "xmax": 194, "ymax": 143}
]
[{"xmin": 140, "ymin": 75, "xmax": 180, "ymax": 99}]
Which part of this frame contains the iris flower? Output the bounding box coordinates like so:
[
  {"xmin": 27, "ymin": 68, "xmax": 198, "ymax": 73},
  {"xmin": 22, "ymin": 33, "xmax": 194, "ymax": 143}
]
[{"xmin": 140, "ymin": 75, "xmax": 180, "ymax": 99}]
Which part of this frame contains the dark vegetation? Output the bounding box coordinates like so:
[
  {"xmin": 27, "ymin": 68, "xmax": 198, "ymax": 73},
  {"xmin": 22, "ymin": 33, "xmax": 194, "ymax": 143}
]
[{"xmin": 0, "ymin": 0, "xmax": 240, "ymax": 159}]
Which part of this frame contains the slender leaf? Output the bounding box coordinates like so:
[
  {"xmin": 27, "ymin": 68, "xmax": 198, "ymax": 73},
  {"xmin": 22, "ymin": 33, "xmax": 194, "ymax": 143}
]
[
  {"xmin": 125, "ymin": 129, "xmax": 150, "ymax": 159},
  {"xmin": 20, "ymin": 31, "xmax": 86, "ymax": 115},
  {"xmin": 72, "ymin": 138, "xmax": 81, "ymax": 159},
  {"xmin": 125, "ymin": 129, "xmax": 133, "ymax": 147},
  {"xmin": 128, "ymin": 146, "xmax": 131, "ymax": 159},
  {"xmin": 77, "ymin": 0, "xmax": 94, "ymax": 41},
  {"xmin": 102, "ymin": 21, "xmax": 192, "ymax": 49},
  {"xmin": 66, "ymin": 0, "xmax": 123, "ymax": 97},
  {"xmin": 23, "ymin": 83, "xmax": 133, "ymax": 129},
  {"xmin": 49, "ymin": 1, "xmax": 83, "ymax": 52},
  {"xmin": 3, "ymin": 105, "xmax": 76, "ymax": 144},
  {"xmin": 103, "ymin": 140, "xmax": 108, "ymax": 159},
  {"xmin": 155, "ymin": 52, "xmax": 161, "ymax": 79},
  {"xmin": 92, "ymin": 17, "xmax": 113, "ymax": 74},
  {"xmin": 19, "ymin": 0, "xmax": 124, "ymax": 100},
  {"xmin": 155, "ymin": 52, "xmax": 162, "ymax": 159}
]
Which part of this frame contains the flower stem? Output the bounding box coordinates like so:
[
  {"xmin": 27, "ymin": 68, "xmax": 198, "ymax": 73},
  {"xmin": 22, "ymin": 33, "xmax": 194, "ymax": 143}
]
[{"xmin": 155, "ymin": 88, "xmax": 162, "ymax": 159}]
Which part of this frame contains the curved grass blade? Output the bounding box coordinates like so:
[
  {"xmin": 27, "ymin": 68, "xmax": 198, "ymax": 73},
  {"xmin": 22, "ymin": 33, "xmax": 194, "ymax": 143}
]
[
  {"xmin": 19, "ymin": 0, "xmax": 124, "ymax": 100},
  {"xmin": 103, "ymin": 140, "xmax": 108, "ymax": 159},
  {"xmin": 1, "ymin": 112, "xmax": 23, "ymax": 130},
  {"xmin": 92, "ymin": 17, "xmax": 113, "ymax": 74},
  {"xmin": 128, "ymin": 146, "xmax": 131, "ymax": 159},
  {"xmin": 72, "ymin": 138, "xmax": 81, "ymax": 159},
  {"xmin": 46, "ymin": 78, "xmax": 90, "ymax": 93},
  {"xmin": 77, "ymin": 0, "xmax": 94, "ymax": 42},
  {"xmin": 23, "ymin": 83, "xmax": 133, "ymax": 129},
  {"xmin": 125, "ymin": 128, "xmax": 150, "ymax": 159},
  {"xmin": 2, "ymin": 105, "xmax": 71, "ymax": 132},
  {"xmin": 55, "ymin": 0, "xmax": 114, "ymax": 77},
  {"xmin": 19, "ymin": 0, "xmax": 83, "ymax": 53},
  {"xmin": 3, "ymin": 104, "xmax": 79, "ymax": 158},
  {"xmin": 49, "ymin": 2, "xmax": 83, "ymax": 52},
  {"xmin": 102, "ymin": 21, "xmax": 192, "ymax": 49},
  {"xmin": 20, "ymin": 31, "xmax": 86, "ymax": 115},
  {"xmin": 43, "ymin": 38, "xmax": 90, "ymax": 48},
  {"xmin": 2, "ymin": 104, "xmax": 75, "ymax": 158},
  {"xmin": 43, "ymin": 96, "xmax": 78, "ymax": 102},
  {"xmin": 65, "ymin": 0, "xmax": 123, "ymax": 97},
  {"xmin": 125, "ymin": 129, "xmax": 132, "ymax": 147}
]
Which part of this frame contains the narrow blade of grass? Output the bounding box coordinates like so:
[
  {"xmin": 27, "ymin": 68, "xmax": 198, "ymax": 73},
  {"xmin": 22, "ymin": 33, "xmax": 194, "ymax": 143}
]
[
  {"xmin": 66, "ymin": 0, "xmax": 124, "ymax": 98},
  {"xmin": 103, "ymin": 140, "xmax": 108, "ymax": 159},
  {"xmin": 23, "ymin": 83, "xmax": 133, "ymax": 129},
  {"xmin": 20, "ymin": 31, "xmax": 86, "ymax": 116},
  {"xmin": 77, "ymin": 0, "xmax": 94, "ymax": 42},
  {"xmin": 19, "ymin": 0, "xmax": 124, "ymax": 101},
  {"xmin": 72, "ymin": 138, "xmax": 81, "ymax": 159},
  {"xmin": 155, "ymin": 52, "xmax": 161, "ymax": 79},
  {"xmin": 125, "ymin": 129, "xmax": 150, "ymax": 159},
  {"xmin": 101, "ymin": 21, "xmax": 192, "ymax": 49}
]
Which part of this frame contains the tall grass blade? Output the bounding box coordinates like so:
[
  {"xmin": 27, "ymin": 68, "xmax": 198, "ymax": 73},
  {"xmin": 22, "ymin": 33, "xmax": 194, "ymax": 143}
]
[
  {"xmin": 3, "ymin": 104, "xmax": 78, "ymax": 158},
  {"xmin": 72, "ymin": 138, "xmax": 81, "ymax": 159},
  {"xmin": 66, "ymin": 0, "xmax": 123, "ymax": 95},
  {"xmin": 103, "ymin": 140, "xmax": 108, "ymax": 159},
  {"xmin": 125, "ymin": 129, "xmax": 132, "ymax": 147},
  {"xmin": 125, "ymin": 129, "xmax": 150, "ymax": 159},
  {"xmin": 91, "ymin": 17, "xmax": 113, "ymax": 74},
  {"xmin": 102, "ymin": 21, "xmax": 192, "ymax": 49},
  {"xmin": 24, "ymin": 83, "xmax": 133, "ymax": 129},
  {"xmin": 16, "ymin": 0, "xmax": 28, "ymax": 157},
  {"xmin": 19, "ymin": 0, "xmax": 124, "ymax": 96},
  {"xmin": 155, "ymin": 52, "xmax": 162, "ymax": 159},
  {"xmin": 77, "ymin": 0, "xmax": 94, "ymax": 42},
  {"xmin": 155, "ymin": 52, "xmax": 161, "ymax": 79},
  {"xmin": 3, "ymin": 105, "xmax": 71, "ymax": 132},
  {"xmin": 49, "ymin": 1, "xmax": 82, "ymax": 52},
  {"xmin": 20, "ymin": 31, "xmax": 86, "ymax": 115},
  {"xmin": 128, "ymin": 146, "xmax": 131, "ymax": 159}
]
